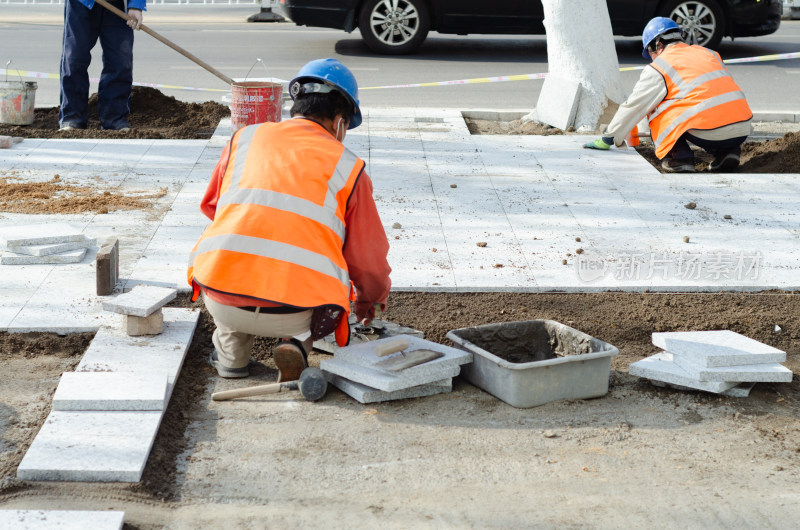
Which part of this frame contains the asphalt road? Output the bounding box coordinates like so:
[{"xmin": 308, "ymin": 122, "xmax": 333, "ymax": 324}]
[{"xmin": 2, "ymin": 5, "xmax": 800, "ymax": 111}]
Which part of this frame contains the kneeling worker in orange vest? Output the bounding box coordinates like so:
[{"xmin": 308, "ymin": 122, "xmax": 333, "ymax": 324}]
[
  {"xmin": 585, "ymin": 17, "xmax": 752, "ymax": 173},
  {"xmin": 188, "ymin": 58, "xmax": 392, "ymax": 382}
]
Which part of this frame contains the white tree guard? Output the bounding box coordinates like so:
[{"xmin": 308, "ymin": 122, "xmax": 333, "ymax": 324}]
[{"xmin": 538, "ymin": 0, "xmax": 626, "ymax": 130}]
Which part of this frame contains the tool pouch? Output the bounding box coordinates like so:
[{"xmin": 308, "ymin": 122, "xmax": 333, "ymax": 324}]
[{"xmin": 310, "ymin": 304, "xmax": 345, "ymax": 340}]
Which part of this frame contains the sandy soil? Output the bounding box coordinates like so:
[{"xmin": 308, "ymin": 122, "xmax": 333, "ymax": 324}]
[{"xmin": 1, "ymin": 94, "xmax": 799, "ymax": 527}]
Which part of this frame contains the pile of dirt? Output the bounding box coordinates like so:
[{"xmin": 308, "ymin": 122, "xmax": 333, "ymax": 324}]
[
  {"xmin": 0, "ymin": 174, "xmax": 167, "ymax": 215},
  {"xmin": 466, "ymin": 117, "xmax": 800, "ymax": 174},
  {"xmin": 0, "ymin": 86, "xmax": 230, "ymax": 140}
]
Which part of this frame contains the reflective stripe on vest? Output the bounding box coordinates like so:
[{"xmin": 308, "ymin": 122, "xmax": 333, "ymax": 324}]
[
  {"xmin": 648, "ymin": 43, "xmax": 751, "ymax": 159},
  {"xmin": 215, "ymin": 125, "xmax": 359, "ymax": 241}
]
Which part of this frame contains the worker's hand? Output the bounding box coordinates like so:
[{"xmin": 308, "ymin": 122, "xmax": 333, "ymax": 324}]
[
  {"xmin": 584, "ymin": 137, "xmax": 613, "ymax": 150},
  {"xmin": 127, "ymin": 9, "xmax": 143, "ymax": 30},
  {"xmin": 355, "ymin": 302, "xmax": 383, "ymax": 327}
]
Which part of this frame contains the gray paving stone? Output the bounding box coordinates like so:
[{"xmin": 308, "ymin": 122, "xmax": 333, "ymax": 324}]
[
  {"xmin": 652, "ymin": 330, "xmax": 786, "ymax": 367},
  {"xmin": 670, "ymin": 351, "xmax": 793, "ymax": 383},
  {"xmin": 0, "ymin": 510, "xmax": 124, "ymax": 530},
  {"xmin": 629, "ymin": 352, "xmax": 739, "ymax": 394},
  {"xmin": 0, "ymin": 223, "xmax": 85, "ymax": 247},
  {"xmin": 533, "ymin": 73, "xmax": 581, "ymax": 130},
  {"xmin": 4, "ymin": 236, "xmax": 96, "ymax": 257},
  {"xmin": 321, "ymin": 334, "xmax": 471, "ymax": 392},
  {"xmin": 16, "ymin": 410, "xmax": 162, "ymax": 482},
  {"xmin": 77, "ymin": 308, "xmax": 200, "ymax": 400},
  {"xmin": 327, "ymin": 374, "xmax": 452, "ymax": 403},
  {"xmin": 1, "ymin": 248, "xmax": 87, "ymax": 265},
  {"xmin": 52, "ymin": 372, "xmax": 169, "ymax": 411},
  {"xmin": 322, "ymin": 358, "xmax": 462, "ymax": 393},
  {"xmin": 102, "ymin": 285, "xmax": 177, "ymax": 317}
]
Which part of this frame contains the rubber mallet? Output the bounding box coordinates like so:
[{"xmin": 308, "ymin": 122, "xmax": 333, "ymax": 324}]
[{"xmin": 211, "ymin": 366, "xmax": 328, "ymax": 402}]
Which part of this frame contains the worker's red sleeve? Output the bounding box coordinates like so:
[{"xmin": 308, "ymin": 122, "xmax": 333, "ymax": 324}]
[
  {"xmin": 200, "ymin": 142, "xmax": 231, "ymax": 220},
  {"xmin": 343, "ymin": 169, "xmax": 392, "ymax": 321}
]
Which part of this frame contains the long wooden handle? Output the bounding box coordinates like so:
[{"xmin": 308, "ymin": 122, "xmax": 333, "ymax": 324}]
[
  {"xmin": 94, "ymin": 0, "xmax": 234, "ymax": 86},
  {"xmin": 374, "ymin": 338, "xmax": 409, "ymax": 357},
  {"xmin": 211, "ymin": 381, "xmax": 298, "ymax": 401}
]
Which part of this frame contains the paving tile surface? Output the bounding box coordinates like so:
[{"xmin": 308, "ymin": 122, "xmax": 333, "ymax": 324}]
[
  {"xmin": 0, "ymin": 510, "xmax": 124, "ymax": 530},
  {"xmin": 53, "ymin": 372, "xmax": 169, "ymax": 411}
]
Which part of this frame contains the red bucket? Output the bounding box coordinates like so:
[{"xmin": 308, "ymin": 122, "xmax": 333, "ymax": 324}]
[{"xmin": 230, "ymin": 81, "xmax": 282, "ymax": 133}]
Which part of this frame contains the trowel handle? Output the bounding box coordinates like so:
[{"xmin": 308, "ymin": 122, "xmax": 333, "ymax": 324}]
[
  {"xmin": 211, "ymin": 380, "xmax": 298, "ymax": 401},
  {"xmin": 374, "ymin": 338, "xmax": 409, "ymax": 357}
]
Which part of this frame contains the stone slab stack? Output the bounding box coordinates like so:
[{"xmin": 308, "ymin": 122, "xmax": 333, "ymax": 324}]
[
  {"xmin": 321, "ymin": 334, "xmax": 472, "ymax": 403},
  {"xmin": 102, "ymin": 285, "xmax": 177, "ymax": 336},
  {"xmin": 629, "ymin": 330, "xmax": 792, "ymax": 397},
  {"xmin": 0, "ymin": 223, "xmax": 96, "ymax": 265}
]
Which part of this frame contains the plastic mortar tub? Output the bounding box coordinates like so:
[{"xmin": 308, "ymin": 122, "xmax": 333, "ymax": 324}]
[{"xmin": 447, "ymin": 320, "xmax": 618, "ymax": 408}]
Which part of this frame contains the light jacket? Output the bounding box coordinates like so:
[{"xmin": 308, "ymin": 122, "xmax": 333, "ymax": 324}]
[
  {"xmin": 648, "ymin": 42, "xmax": 752, "ymax": 159},
  {"xmin": 188, "ymin": 119, "xmax": 367, "ymax": 346}
]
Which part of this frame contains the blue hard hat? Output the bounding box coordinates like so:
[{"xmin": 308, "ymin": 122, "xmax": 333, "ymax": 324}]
[
  {"xmin": 641, "ymin": 17, "xmax": 682, "ymax": 59},
  {"xmin": 289, "ymin": 58, "xmax": 362, "ymax": 129}
]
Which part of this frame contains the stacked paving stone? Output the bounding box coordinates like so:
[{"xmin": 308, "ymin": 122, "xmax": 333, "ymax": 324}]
[
  {"xmin": 321, "ymin": 335, "xmax": 472, "ymax": 403},
  {"xmin": 629, "ymin": 330, "xmax": 792, "ymax": 397},
  {"xmin": 16, "ymin": 285, "xmax": 198, "ymax": 483},
  {"xmin": 0, "ymin": 222, "xmax": 96, "ymax": 265}
]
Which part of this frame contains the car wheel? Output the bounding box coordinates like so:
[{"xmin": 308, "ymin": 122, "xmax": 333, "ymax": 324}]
[
  {"xmin": 358, "ymin": 0, "xmax": 430, "ymax": 54},
  {"xmin": 661, "ymin": 0, "xmax": 725, "ymax": 49}
]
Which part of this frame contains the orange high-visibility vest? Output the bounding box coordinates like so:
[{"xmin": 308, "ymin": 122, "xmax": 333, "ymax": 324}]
[
  {"xmin": 188, "ymin": 119, "xmax": 364, "ymax": 346},
  {"xmin": 648, "ymin": 43, "xmax": 752, "ymax": 159}
]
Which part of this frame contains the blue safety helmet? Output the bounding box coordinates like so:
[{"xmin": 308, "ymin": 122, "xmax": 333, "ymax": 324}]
[
  {"xmin": 641, "ymin": 17, "xmax": 683, "ymax": 59},
  {"xmin": 289, "ymin": 58, "xmax": 362, "ymax": 129}
]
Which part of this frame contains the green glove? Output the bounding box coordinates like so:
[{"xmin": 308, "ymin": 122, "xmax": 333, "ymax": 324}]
[{"xmin": 584, "ymin": 138, "xmax": 612, "ymax": 150}]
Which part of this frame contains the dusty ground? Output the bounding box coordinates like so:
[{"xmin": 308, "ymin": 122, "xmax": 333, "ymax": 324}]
[
  {"xmin": 1, "ymin": 96, "xmax": 799, "ymax": 527},
  {"xmin": 465, "ymin": 117, "xmax": 800, "ymax": 174},
  {"xmin": 1, "ymin": 293, "xmax": 799, "ymax": 528}
]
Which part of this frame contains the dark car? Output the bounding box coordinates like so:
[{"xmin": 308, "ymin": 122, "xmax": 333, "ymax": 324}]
[{"xmin": 275, "ymin": 0, "xmax": 782, "ymax": 54}]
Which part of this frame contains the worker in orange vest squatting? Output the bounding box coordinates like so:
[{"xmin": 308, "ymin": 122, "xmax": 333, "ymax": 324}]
[
  {"xmin": 188, "ymin": 58, "xmax": 392, "ymax": 382},
  {"xmin": 585, "ymin": 17, "xmax": 752, "ymax": 173}
]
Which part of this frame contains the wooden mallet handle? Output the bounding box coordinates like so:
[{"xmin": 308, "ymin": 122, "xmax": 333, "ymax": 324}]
[
  {"xmin": 374, "ymin": 338, "xmax": 409, "ymax": 357},
  {"xmin": 211, "ymin": 380, "xmax": 298, "ymax": 401}
]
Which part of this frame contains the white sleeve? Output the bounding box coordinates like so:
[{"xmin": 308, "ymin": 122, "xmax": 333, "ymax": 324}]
[{"xmin": 605, "ymin": 66, "xmax": 668, "ymax": 147}]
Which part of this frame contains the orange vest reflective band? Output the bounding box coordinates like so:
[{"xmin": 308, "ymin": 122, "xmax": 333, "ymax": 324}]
[
  {"xmin": 187, "ymin": 119, "xmax": 365, "ymax": 346},
  {"xmin": 648, "ymin": 43, "xmax": 752, "ymax": 159}
]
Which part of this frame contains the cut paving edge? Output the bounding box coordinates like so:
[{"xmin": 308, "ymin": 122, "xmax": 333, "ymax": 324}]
[
  {"xmin": 0, "ymin": 510, "xmax": 125, "ymax": 530},
  {"xmin": 16, "ymin": 308, "xmax": 200, "ymax": 482}
]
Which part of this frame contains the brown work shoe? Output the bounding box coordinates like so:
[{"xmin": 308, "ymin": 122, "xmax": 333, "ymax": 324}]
[{"xmin": 274, "ymin": 340, "xmax": 308, "ymax": 382}]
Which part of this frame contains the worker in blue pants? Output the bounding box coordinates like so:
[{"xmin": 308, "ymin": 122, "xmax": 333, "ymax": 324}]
[{"xmin": 59, "ymin": 0, "xmax": 146, "ymax": 131}]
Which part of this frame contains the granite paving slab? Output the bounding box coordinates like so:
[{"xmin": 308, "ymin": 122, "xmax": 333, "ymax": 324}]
[
  {"xmin": 2, "ymin": 236, "xmax": 96, "ymax": 257},
  {"xmin": 321, "ymin": 358, "xmax": 462, "ymax": 393},
  {"xmin": 16, "ymin": 411, "xmax": 162, "ymax": 482},
  {"xmin": 327, "ymin": 374, "xmax": 452, "ymax": 404},
  {"xmin": 0, "ymin": 222, "xmax": 86, "ymax": 247},
  {"xmin": 0, "ymin": 510, "xmax": 124, "ymax": 530},
  {"xmin": 102, "ymin": 285, "xmax": 177, "ymax": 317},
  {"xmin": 53, "ymin": 372, "xmax": 169, "ymax": 411},
  {"xmin": 1, "ymin": 248, "xmax": 88, "ymax": 265},
  {"xmin": 652, "ymin": 330, "xmax": 786, "ymax": 367},
  {"xmin": 669, "ymin": 351, "xmax": 793, "ymax": 383},
  {"xmin": 628, "ymin": 352, "xmax": 739, "ymax": 394}
]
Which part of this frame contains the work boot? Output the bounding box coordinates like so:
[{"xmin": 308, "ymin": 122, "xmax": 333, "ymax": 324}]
[
  {"xmin": 274, "ymin": 339, "xmax": 308, "ymax": 383},
  {"xmin": 58, "ymin": 122, "xmax": 85, "ymax": 131},
  {"xmin": 661, "ymin": 157, "xmax": 695, "ymax": 173},
  {"xmin": 209, "ymin": 349, "xmax": 249, "ymax": 379},
  {"xmin": 709, "ymin": 151, "xmax": 740, "ymax": 172}
]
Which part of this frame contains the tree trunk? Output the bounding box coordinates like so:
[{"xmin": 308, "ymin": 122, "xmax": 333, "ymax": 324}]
[{"xmin": 534, "ymin": 0, "xmax": 625, "ymax": 131}]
